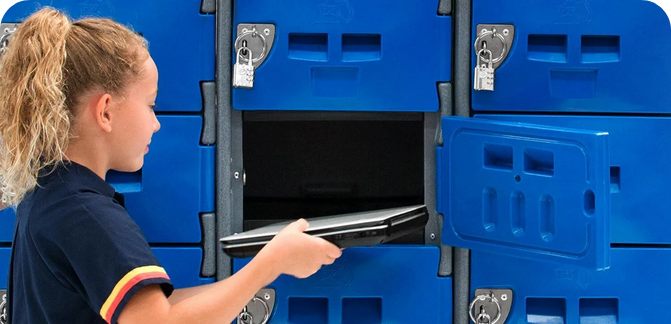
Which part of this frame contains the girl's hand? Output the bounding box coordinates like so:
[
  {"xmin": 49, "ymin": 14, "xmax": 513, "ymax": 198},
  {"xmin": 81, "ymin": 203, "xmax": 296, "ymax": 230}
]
[{"xmin": 255, "ymin": 219, "xmax": 343, "ymax": 281}]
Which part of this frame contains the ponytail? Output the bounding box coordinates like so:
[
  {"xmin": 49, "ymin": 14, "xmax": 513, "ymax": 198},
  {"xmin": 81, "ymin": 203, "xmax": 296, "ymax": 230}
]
[
  {"xmin": 0, "ymin": 8, "xmax": 71, "ymax": 206},
  {"xmin": 0, "ymin": 7, "xmax": 148, "ymax": 206}
]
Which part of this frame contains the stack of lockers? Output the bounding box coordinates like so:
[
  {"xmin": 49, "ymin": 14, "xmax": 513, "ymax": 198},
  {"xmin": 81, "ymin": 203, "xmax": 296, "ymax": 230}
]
[
  {"xmin": 445, "ymin": 0, "xmax": 671, "ymax": 322},
  {"xmin": 227, "ymin": 0, "xmax": 454, "ymax": 323},
  {"xmin": 1, "ymin": 0, "xmax": 218, "ymax": 290},
  {"xmin": 2, "ymin": 0, "xmax": 667, "ymax": 323}
]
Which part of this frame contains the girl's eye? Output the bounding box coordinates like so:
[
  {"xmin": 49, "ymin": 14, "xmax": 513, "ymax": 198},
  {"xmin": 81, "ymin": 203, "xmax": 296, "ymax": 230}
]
[{"xmin": 150, "ymin": 105, "xmax": 157, "ymax": 110}]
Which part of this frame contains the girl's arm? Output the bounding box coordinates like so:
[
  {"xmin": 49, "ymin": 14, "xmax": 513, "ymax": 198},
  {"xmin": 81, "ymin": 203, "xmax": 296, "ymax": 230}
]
[{"xmin": 118, "ymin": 219, "xmax": 342, "ymax": 324}]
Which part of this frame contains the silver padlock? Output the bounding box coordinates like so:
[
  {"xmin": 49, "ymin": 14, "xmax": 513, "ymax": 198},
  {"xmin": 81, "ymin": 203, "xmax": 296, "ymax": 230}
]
[
  {"xmin": 233, "ymin": 47, "xmax": 254, "ymax": 89},
  {"xmin": 474, "ymin": 48, "xmax": 495, "ymax": 91}
]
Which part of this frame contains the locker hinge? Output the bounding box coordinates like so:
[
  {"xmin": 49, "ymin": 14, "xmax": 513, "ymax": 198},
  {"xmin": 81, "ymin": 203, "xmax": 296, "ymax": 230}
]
[
  {"xmin": 200, "ymin": 213, "xmax": 216, "ymax": 277},
  {"xmin": 200, "ymin": 0, "xmax": 216, "ymax": 14},
  {"xmin": 201, "ymin": 81, "xmax": 216, "ymax": 145},
  {"xmin": 438, "ymin": 0, "xmax": 452, "ymax": 15}
]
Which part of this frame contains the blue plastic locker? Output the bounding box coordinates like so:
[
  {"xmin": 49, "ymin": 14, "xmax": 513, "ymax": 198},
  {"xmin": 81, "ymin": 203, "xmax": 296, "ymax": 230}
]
[
  {"xmin": 234, "ymin": 246, "xmax": 452, "ymax": 324},
  {"xmin": 107, "ymin": 116, "xmax": 215, "ymax": 244},
  {"xmin": 4, "ymin": 0, "xmax": 215, "ymax": 112},
  {"xmin": 0, "ymin": 0, "xmax": 216, "ymax": 297},
  {"xmin": 463, "ymin": 0, "xmax": 671, "ymax": 323},
  {"xmin": 230, "ymin": 1, "xmax": 455, "ymax": 323},
  {"xmin": 2, "ymin": 0, "xmax": 668, "ymax": 322},
  {"xmin": 232, "ymin": 0, "xmax": 451, "ymax": 112},
  {"xmin": 472, "ymin": 248, "xmax": 671, "ymax": 323},
  {"xmin": 471, "ymin": 0, "xmax": 671, "ymax": 113}
]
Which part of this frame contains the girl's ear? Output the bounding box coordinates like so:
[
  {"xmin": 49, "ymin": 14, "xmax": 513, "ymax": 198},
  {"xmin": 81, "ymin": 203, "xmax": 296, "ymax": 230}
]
[{"xmin": 93, "ymin": 93, "xmax": 114, "ymax": 133}]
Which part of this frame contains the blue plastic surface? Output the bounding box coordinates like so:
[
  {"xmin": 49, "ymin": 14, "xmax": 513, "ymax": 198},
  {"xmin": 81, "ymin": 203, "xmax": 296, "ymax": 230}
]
[
  {"xmin": 152, "ymin": 248, "xmax": 214, "ymax": 289},
  {"xmin": 108, "ymin": 116, "xmax": 215, "ymax": 243},
  {"xmin": 0, "ymin": 248, "xmax": 8, "ymax": 289},
  {"xmin": 478, "ymin": 115, "xmax": 671, "ymax": 244},
  {"xmin": 4, "ymin": 0, "xmax": 215, "ymax": 112},
  {"xmin": 0, "ymin": 209, "xmax": 14, "ymax": 243},
  {"xmin": 472, "ymin": 0, "xmax": 671, "ymax": 113},
  {"xmin": 437, "ymin": 117, "xmax": 611, "ymax": 270},
  {"xmin": 472, "ymin": 248, "xmax": 671, "ymax": 324},
  {"xmin": 233, "ymin": 0, "xmax": 451, "ymax": 111},
  {"xmin": 234, "ymin": 246, "xmax": 452, "ymax": 324}
]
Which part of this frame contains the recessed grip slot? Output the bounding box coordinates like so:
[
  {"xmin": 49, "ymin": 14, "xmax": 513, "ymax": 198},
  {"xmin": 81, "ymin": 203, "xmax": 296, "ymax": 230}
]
[{"xmin": 289, "ymin": 33, "xmax": 328, "ymax": 61}]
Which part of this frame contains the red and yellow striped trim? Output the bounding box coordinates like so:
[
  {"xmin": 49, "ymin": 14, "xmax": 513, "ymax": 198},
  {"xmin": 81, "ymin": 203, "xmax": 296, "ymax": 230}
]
[{"xmin": 100, "ymin": 265, "xmax": 169, "ymax": 323}]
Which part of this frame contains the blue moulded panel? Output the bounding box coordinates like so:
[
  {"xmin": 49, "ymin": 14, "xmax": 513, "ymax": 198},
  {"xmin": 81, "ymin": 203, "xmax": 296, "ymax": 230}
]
[
  {"xmin": 4, "ymin": 0, "xmax": 215, "ymax": 112},
  {"xmin": 437, "ymin": 117, "xmax": 611, "ymax": 270},
  {"xmin": 0, "ymin": 209, "xmax": 14, "ymax": 242},
  {"xmin": 472, "ymin": 0, "xmax": 671, "ymax": 113},
  {"xmin": 234, "ymin": 246, "xmax": 452, "ymax": 324},
  {"xmin": 472, "ymin": 248, "xmax": 671, "ymax": 324},
  {"xmin": 0, "ymin": 248, "xmax": 8, "ymax": 289},
  {"xmin": 233, "ymin": 0, "xmax": 451, "ymax": 111},
  {"xmin": 477, "ymin": 115, "xmax": 671, "ymax": 244},
  {"xmin": 152, "ymin": 248, "xmax": 214, "ymax": 289},
  {"xmin": 107, "ymin": 116, "xmax": 215, "ymax": 243}
]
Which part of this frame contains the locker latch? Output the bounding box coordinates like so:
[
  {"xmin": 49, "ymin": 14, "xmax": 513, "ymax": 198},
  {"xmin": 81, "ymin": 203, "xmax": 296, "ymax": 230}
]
[
  {"xmin": 473, "ymin": 24, "xmax": 514, "ymax": 70},
  {"xmin": 469, "ymin": 288, "xmax": 513, "ymax": 324},
  {"xmin": 232, "ymin": 23, "xmax": 276, "ymax": 89},
  {"xmin": 237, "ymin": 288, "xmax": 274, "ymax": 324},
  {"xmin": 472, "ymin": 24, "xmax": 514, "ymax": 92}
]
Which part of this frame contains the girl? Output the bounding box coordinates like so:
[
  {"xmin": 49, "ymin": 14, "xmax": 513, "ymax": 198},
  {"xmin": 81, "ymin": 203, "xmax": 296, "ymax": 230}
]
[{"xmin": 0, "ymin": 7, "xmax": 342, "ymax": 324}]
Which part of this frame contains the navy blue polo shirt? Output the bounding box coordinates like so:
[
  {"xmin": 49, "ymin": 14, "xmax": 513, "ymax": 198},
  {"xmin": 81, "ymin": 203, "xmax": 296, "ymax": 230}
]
[{"xmin": 8, "ymin": 162, "xmax": 173, "ymax": 324}]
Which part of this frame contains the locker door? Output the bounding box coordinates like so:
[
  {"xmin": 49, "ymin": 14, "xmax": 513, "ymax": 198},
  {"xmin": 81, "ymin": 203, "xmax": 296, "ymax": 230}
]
[{"xmin": 437, "ymin": 117, "xmax": 611, "ymax": 270}]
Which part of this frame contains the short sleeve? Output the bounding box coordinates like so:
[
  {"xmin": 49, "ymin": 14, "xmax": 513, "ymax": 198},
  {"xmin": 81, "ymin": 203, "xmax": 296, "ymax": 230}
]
[{"xmin": 29, "ymin": 193, "xmax": 173, "ymax": 324}]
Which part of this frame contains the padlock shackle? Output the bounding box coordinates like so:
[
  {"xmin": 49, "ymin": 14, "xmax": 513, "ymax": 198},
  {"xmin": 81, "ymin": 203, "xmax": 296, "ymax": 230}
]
[
  {"xmin": 236, "ymin": 46, "xmax": 253, "ymax": 64},
  {"xmin": 476, "ymin": 48, "xmax": 494, "ymax": 68}
]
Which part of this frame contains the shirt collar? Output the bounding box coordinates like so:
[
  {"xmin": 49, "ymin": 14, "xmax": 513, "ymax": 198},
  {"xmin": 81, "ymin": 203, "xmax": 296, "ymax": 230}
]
[{"xmin": 39, "ymin": 161, "xmax": 117, "ymax": 198}]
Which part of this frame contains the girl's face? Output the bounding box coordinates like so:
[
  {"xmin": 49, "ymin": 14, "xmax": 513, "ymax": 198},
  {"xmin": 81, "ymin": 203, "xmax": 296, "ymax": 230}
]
[{"xmin": 108, "ymin": 55, "xmax": 161, "ymax": 172}]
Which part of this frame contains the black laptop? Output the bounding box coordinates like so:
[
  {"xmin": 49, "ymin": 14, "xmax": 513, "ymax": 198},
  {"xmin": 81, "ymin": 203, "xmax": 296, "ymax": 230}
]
[{"xmin": 220, "ymin": 205, "xmax": 429, "ymax": 258}]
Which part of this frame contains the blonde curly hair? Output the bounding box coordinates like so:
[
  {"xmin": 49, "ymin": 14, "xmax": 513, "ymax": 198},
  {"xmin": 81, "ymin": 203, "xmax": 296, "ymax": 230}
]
[{"xmin": 0, "ymin": 7, "xmax": 148, "ymax": 206}]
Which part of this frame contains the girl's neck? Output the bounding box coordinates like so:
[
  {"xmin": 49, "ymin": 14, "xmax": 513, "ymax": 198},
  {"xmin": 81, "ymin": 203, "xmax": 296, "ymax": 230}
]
[{"xmin": 64, "ymin": 141, "xmax": 109, "ymax": 180}]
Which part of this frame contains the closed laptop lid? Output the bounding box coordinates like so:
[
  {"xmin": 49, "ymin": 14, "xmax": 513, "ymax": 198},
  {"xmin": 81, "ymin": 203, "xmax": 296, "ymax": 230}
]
[{"xmin": 220, "ymin": 205, "xmax": 426, "ymax": 244}]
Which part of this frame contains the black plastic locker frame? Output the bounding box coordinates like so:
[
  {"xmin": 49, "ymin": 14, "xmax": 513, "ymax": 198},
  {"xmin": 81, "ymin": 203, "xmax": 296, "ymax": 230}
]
[
  {"xmin": 216, "ymin": 0, "xmax": 243, "ymax": 280},
  {"xmin": 453, "ymin": 0, "xmax": 473, "ymax": 323}
]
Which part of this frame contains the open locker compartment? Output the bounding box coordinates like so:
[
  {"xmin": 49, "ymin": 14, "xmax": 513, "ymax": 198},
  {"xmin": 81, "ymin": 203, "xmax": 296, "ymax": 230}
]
[
  {"xmin": 227, "ymin": 111, "xmax": 452, "ymax": 323},
  {"xmin": 241, "ymin": 111, "xmax": 426, "ymax": 245}
]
